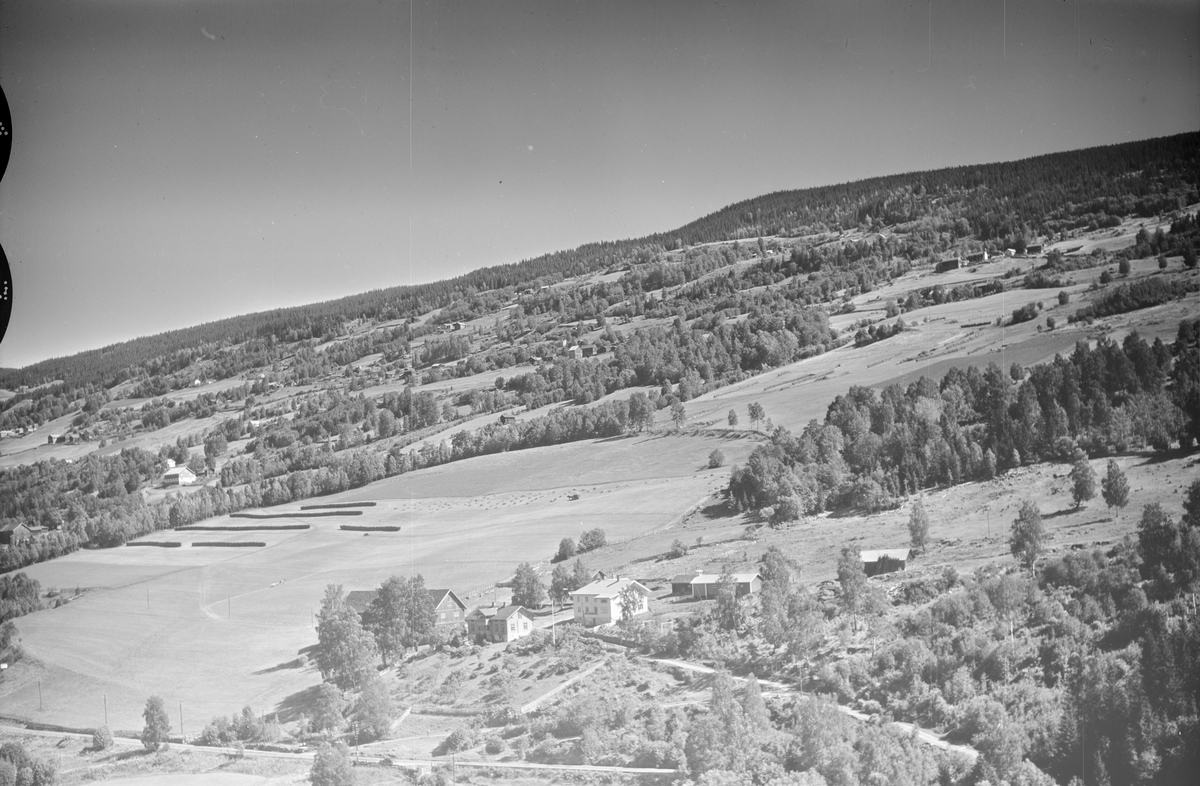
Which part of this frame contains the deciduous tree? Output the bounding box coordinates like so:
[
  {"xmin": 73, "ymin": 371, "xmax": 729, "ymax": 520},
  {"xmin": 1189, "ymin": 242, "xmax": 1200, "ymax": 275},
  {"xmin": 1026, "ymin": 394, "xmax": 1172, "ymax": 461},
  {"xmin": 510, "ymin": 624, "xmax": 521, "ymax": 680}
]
[
  {"xmin": 908, "ymin": 497, "xmax": 929, "ymax": 554},
  {"xmin": 549, "ymin": 562, "xmax": 573, "ymax": 605},
  {"xmin": 1010, "ymin": 500, "xmax": 1044, "ymax": 570},
  {"xmin": 836, "ymin": 544, "xmax": 868, "ymax": 631},
  {"xmin": 141, "ymin": 695, "xmax": 171, "ymax": 751},
  {"xmin": 1101, "ymin": 459, "xmax": 1129, "ymax": 520},
  {"xmin": 310, "ymin": 683, "xmax": 346, "ymax": 735},
  {"xmin": 316, "ymin": 585, "xmax": 378, "ymax": 690},
  {"xmin": 363, "ymin": 574, "xmax": 435, "ymax": 665},
  {"xmin": 311, "ymin": 741, "xmax": 354, "ymax": 786},
  {"xmin": 511, "ymin": 562, "xmax": 546, "ymax": 610},
  {"xmin": 748, "ymin": 402, "xmax": 765, "ymax": 431},
  {"xmin": 670, "ymin": 401, "xmax": 687, "ymax": 429},
  {"xmin": 1069, "ymin": 455, "xmax": 1097, "ymax": 509}
]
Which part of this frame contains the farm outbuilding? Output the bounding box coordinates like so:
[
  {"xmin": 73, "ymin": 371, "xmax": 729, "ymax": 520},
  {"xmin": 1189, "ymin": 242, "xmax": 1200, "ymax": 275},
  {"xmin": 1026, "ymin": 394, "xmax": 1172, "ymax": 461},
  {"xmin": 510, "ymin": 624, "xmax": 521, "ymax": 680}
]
[
  {"xmin": 672, "ymin": 569, "xmax": 761, "ymax": 598},
  {"xmin": 935, "ymin": 257, "xmax": 961, "ymax": 273},
  {"xmin": 861, "ymin": 548, "xmax": 912, "ymax": 577},
  {"xmin": 162, "ymin": 467, "xmax": 198, "ymax": 487},
  {"xmin": 0, "ymin": 522, "xmax": 34, "ymax": 545}
]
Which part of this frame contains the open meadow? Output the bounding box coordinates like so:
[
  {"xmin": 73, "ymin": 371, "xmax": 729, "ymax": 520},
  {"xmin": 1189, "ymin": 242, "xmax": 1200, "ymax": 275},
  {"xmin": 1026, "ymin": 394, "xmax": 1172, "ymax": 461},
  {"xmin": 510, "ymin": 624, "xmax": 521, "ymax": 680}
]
[{"xmin": 0, "ymin": 433, "xmax": 745, "ymax": 731}]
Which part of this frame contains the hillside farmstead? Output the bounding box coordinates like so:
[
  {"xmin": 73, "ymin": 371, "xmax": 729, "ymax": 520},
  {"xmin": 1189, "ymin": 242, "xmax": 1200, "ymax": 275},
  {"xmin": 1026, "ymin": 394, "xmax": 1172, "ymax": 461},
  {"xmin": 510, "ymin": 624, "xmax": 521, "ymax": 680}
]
[
  {"xmin": 571, "ymin": 576, "xmax": 651, "ymax": 627},
  {"xmin": 860, "ymin": 548, "xmax": 912, "ymax": 577}
]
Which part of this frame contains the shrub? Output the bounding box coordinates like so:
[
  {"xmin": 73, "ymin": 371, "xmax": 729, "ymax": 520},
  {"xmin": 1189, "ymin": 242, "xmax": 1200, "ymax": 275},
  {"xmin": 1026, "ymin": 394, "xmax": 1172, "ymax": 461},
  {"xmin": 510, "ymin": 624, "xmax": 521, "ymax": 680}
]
[
  {"xmin": 1118, "ymin": 258, "xmax": 1131, "ymax": 276},
  {"xmin": 91, "ymin": 726, "xmax": 114, "ymax": 751},
  {"xmin": 707, "ymin": 448, "xmax": 725, "ymax": 469},
  {"xmin": 311, "ymin": 742, "xmax": 353, "ymax": 786},
  {"xmin": 667, "ymin": 539, "xmax": 689, "ymax": 559},
  {"xmin": 578, "ymin": 528, "xmax": 607, "ymax": 552},
  {"xmin": 1011, "ymin": 303, "xmax": 1039, "ymax": 324},
  {"xmin": 1058, "ymin": 290, "xmax": 1070, "ymax": 305},
  {"xmin": 434, "ymin": 725, "xmax": 480, "ymax": 756}
]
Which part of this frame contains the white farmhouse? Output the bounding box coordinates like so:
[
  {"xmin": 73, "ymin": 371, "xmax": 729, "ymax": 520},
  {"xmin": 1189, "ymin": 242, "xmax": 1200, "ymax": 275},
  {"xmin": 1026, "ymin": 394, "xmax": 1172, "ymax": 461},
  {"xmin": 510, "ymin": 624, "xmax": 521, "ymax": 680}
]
[{"xmin": 571, "ymin": 575, "xmax": 651, "ymax": 628}]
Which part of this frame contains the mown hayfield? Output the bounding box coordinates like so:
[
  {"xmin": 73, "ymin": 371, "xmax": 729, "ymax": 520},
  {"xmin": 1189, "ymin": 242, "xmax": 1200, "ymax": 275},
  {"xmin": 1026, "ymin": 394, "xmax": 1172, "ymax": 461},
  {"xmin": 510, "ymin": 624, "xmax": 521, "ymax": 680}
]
[{"xmin": 2, "ymin": 434, "xmax": 738, "ymax": 731}]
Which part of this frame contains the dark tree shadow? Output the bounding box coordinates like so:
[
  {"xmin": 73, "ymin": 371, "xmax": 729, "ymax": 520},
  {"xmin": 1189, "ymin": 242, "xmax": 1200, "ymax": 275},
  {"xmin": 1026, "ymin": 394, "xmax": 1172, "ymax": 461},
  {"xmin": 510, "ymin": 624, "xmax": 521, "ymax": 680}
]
[
  {"xmin": 114, "ymin": 748, "xmax": 153, "ymax": 761},
  {"xmin": 1045, "ymin": 507, "xmax": 1079, "ymax": 520},
  {"xmin": 273, "ymin": 683, "xmax": 325, "ymax": 724},
  {"xmin": 699, "ymin": 500, "xmax": 735, "ymax": 519},
  {"xmin": 253, "ymin": 656, "xmax": 307, "ymax": 676},
  {"xmin": 1135, "ymin": 446, "xmax": 1197, "ymax": 467}
]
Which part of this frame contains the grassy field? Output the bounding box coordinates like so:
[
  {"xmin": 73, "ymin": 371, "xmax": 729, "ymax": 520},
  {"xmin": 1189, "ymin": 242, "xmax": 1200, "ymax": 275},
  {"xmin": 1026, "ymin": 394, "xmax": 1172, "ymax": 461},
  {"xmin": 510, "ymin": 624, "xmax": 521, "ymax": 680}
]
[
  {"xmin": 1, "ymin": 434, "xmax": 741, "ymax": 731},
  {"xmin": 616, "ymin": 450, "xmax": 1200, "ymax": 590}
]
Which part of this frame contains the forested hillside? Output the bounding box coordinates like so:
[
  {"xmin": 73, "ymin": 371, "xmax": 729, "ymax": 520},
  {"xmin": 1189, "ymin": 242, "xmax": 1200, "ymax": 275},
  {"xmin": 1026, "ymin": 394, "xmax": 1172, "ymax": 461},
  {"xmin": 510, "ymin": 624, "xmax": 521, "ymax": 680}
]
[{"xmin": 1, "ymin": 131, "xmax": 1196, "ymax": 392}]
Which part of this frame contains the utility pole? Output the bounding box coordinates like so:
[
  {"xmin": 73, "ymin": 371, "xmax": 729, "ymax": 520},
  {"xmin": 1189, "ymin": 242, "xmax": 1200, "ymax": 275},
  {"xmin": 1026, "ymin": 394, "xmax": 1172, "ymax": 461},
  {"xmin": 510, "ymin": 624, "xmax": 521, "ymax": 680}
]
[
  {"xmin": 38, "ymin": 679, "xmax": 42, "ymax": 711},
  {"xmin": 146, "ymin": 588, "xmax": 150, "ymax": 610},
  {"xmin": 179, "ymin": 701, "xmax": 184, "ymax": 742},
  {"xmin": 103, "ymin": 693, "xmax": 108, "ymax": 727}
]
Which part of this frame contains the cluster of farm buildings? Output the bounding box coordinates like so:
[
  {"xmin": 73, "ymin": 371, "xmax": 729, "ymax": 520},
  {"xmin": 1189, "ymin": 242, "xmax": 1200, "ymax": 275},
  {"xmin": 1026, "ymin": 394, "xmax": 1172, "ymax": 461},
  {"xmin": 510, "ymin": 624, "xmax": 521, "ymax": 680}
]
[{"xmin": 334, "ymin": 550, "xmax": 911, "ymax": 646}]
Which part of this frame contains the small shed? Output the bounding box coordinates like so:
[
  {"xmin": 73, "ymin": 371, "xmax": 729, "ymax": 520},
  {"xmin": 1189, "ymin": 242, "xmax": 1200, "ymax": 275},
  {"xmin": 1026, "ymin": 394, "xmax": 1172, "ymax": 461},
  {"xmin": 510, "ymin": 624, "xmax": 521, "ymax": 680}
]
[
  {"xmin": 860, "ymin": 548, "xmax": 912, "ymax": 577},
  {"xmin": 935, "ymin": 257, "xmax": 961, "ymax": 273}
]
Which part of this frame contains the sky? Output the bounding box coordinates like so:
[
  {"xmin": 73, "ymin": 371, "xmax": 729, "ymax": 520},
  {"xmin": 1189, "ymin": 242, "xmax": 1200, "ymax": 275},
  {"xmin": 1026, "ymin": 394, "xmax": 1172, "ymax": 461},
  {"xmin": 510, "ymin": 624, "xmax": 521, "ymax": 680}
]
[{"xmin": 0, "ymin": 0, "xmax": 1196, "ymax": 369}]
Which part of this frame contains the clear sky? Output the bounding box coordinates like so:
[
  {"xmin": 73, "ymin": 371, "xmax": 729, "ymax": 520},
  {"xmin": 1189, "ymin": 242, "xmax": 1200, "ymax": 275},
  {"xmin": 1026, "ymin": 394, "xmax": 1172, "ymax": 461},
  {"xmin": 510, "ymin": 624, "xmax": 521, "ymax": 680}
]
[{"xmin": 0, "ymin": 0, "xmax": 1196, "ymax": 369}]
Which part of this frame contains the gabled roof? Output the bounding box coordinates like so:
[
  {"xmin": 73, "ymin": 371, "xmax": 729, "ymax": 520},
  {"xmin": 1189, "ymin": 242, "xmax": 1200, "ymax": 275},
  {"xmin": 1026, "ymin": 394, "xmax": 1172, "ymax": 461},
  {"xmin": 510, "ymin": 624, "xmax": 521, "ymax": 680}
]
[
  {"xmin": 163, "ymin": 466, "xmax": 196, "ymax": 477},
  {"xmin": 345, "ymin": 590, "xmax": 376, "ymax": 615},
  {"xmin": 466, "ymin": 605, "xmax": 499, "ymax": 620},
  {"xmin": 492, "ymin": 605, "xmax": 530, "ymax": 622},
  {"xmin": 860, "ymin": 549, "xmax": 911, "ymax": 562},
  {"xmin": 428, "ymin": 589, "xmax": 466, "ymax": 611},
  {"xmin": 346, "ymin": 587, "xmax": 466, "ymax": 615},
  {"xmin": 689, "ymin": 572, "xmax": 760, "ymax": 585},
  {"xmin": 0, "ymin": 522, "xmax": 32, "ymax": 533},
  {"xmin": 572, "ymin": 577, "xmax": 651, "ymax": 599}
]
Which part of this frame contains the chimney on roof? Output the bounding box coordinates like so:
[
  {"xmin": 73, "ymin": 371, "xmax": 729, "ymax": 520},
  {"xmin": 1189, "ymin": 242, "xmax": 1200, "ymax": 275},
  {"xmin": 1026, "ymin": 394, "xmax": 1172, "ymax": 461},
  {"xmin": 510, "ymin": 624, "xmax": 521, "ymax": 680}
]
[{"xmin": 695, "ymin": 569, "xmax": 703, "ymax": 576}]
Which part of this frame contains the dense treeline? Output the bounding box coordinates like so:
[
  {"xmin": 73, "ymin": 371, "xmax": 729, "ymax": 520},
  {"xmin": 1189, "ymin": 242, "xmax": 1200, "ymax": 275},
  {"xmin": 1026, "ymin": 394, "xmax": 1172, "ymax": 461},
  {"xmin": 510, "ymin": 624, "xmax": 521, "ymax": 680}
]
[
  {"xmin": 500, "ymin": 306, "xmax": 834, "ymax": 409},
  {"xmin": 2, "ymin": 131, "xmax": 1195, "ymax": 392},
  {"xmin": 729, "ymin": 319, "xmax": 1199, "ymax": 515},
  {"xmin": 0, "ymin": 572, "xmax": 42, "ymax": 623}
]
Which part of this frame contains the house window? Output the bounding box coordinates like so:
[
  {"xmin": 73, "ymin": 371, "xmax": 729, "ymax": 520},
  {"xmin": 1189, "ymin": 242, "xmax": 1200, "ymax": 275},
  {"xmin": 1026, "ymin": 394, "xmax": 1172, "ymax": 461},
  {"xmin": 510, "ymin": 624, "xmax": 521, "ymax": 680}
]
[{"xmin": 439, "ymin": 612, "xmax": 445, "ymax": 620}]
